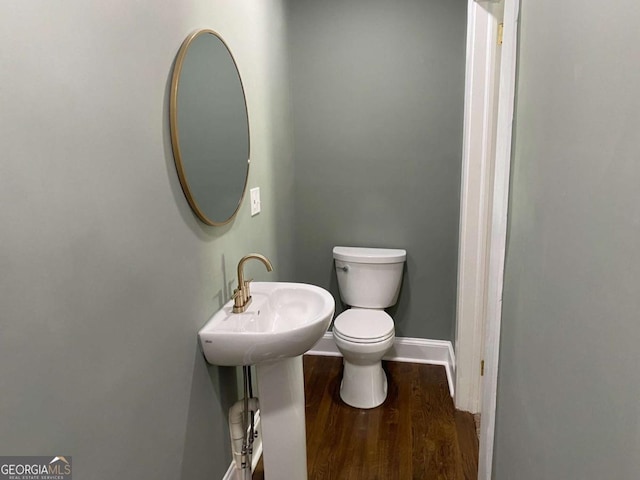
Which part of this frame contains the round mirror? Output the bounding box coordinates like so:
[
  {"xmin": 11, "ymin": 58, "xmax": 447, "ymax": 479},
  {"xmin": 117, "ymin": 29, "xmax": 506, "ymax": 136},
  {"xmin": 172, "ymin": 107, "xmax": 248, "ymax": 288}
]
[{"xmin": 170, "ymin": 29, "xmax": 250, "ymax": 226}]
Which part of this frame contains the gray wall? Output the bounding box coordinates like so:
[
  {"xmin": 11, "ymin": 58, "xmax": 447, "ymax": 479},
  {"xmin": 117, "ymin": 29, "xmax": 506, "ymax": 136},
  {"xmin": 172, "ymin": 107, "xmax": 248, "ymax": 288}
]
[
  {"xmin": 0, "ymin": 1, "xmax": 293, "ymax": 479},
  {"xmin": 287, "ymin": 0, "xmax": 467, "ymax": 340},
  {"xmin": 494, "ymin": 1, "xmax": 640, "ymax": 478}
]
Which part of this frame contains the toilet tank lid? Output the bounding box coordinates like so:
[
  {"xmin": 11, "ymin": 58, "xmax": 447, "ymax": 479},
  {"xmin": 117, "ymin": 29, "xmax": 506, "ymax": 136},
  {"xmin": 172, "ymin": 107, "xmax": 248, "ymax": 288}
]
[{"xmin": 333, "ymin": 246, "xmax": 406, "ymax": 264}]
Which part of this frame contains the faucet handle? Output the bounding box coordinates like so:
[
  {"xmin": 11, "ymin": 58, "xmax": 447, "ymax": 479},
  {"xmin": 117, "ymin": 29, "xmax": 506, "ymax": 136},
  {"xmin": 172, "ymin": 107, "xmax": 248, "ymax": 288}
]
[
  {"xmin": 232, "ymin": 286, "xmax": 249, "ymax": 313},
  {"xmin": 232, "ymin": 287, "xmax": 243, "ymax": 307}
]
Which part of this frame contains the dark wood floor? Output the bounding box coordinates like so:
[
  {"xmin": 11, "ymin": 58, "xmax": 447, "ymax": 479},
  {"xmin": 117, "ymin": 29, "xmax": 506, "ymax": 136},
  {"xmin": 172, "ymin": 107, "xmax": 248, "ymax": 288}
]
[{"xmin": 254, "ymin": 355, "xmax": 478, "ymax": 480}]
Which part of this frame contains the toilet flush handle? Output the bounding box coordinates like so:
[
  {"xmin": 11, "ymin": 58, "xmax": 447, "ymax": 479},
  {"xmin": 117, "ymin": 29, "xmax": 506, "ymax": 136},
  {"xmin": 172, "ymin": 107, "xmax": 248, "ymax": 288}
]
[{"xmin": 340, "ymin": 265, "xmax": 349, "ymax": 272}]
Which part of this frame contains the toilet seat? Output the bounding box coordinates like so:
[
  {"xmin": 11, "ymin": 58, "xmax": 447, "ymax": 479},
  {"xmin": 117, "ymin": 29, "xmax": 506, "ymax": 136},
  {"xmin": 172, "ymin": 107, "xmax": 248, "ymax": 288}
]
[{"xmin": 333, "ymin": 309, "xmax": 394, "ymax": 344}]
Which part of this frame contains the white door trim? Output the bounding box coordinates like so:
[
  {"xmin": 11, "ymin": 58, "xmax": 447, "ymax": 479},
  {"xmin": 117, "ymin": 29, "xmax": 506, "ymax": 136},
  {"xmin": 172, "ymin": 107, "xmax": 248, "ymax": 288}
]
[
  {"xmin": 477, "ymin": 0, "xmax": 519, "ymax": 479},
  {"xmin": 455, "ymin": 0, "xmax": 502, "ymax": 415},
  {"xmin": 456, "ymin": 0, "xmax": 518, "ymax": 478}
]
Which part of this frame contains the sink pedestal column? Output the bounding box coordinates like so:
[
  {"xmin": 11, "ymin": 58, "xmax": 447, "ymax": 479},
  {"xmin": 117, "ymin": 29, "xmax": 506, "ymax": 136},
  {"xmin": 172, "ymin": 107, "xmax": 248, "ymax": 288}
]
[{"xmin": 256, "ymin": 355, "xmax": 308, "ymax": 480}]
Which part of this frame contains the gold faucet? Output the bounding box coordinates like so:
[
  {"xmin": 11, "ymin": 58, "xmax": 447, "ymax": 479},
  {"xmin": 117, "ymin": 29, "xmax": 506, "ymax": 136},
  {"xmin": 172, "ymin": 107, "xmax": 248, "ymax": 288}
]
[{"xmin": 232, "ymin": 253, "xmax": 273, "ymax": 313}]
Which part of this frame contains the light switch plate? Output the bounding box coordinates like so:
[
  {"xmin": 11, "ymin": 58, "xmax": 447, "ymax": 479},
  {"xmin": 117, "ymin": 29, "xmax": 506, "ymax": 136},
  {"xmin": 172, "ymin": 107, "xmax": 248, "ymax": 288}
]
[{"xmin": 250, "ymin": 187, "xmax": 261, "ymax": 216}]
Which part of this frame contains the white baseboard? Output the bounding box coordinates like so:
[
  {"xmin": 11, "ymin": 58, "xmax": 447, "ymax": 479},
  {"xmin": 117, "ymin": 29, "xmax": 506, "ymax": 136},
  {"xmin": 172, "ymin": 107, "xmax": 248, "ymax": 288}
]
[
  {"xmin": 309, "ymin": 333, "xmax": 456, "ymax": 397},
  {"xmin": 222, "ymin": 412, "xmax": 263, "ymax": 480}
]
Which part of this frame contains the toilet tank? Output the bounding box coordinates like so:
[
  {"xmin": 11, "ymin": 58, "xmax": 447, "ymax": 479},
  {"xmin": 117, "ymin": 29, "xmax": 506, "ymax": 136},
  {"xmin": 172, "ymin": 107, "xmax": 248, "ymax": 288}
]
[{"xmin": 333, "ymin": 246, "xmax": 406, "ymax": 308}]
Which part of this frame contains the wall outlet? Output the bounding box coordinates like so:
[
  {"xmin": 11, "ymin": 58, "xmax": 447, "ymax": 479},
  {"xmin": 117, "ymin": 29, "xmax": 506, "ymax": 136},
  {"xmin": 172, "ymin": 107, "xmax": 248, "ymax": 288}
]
[{"xmin": 250, "ymin": 187, "xmax": 261, "ymax": 216}]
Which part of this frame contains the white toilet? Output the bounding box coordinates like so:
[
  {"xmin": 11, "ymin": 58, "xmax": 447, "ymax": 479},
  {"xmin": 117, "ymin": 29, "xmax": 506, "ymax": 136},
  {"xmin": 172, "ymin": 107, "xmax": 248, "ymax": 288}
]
[{"xmin": 332, "ymin": 246, "xmax": 406, "ymax": 409}]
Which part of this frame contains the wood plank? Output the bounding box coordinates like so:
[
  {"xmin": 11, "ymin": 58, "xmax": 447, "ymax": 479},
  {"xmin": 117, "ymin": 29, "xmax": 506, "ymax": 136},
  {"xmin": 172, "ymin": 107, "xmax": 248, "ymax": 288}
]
[{"xmin": 455, "ymin": 410, "xmax": 480, "ymax": 480}]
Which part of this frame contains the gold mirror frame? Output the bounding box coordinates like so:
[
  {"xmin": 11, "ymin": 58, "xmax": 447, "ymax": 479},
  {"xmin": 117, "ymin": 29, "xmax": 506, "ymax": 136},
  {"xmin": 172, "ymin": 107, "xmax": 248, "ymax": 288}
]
[{"xmin": 169, "ymin": 29, "xmax": 250, "ymax": 226}]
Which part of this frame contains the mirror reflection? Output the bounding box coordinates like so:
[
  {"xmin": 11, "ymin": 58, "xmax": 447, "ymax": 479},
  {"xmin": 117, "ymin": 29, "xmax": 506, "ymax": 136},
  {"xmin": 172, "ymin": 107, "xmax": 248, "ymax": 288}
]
[{"xmin": 170, "ymin": 29, "xmax": 250, "ymax": 226}]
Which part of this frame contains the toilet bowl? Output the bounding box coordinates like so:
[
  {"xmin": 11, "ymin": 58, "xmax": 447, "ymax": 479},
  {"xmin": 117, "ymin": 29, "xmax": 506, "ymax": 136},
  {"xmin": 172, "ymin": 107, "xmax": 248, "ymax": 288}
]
[
  {"xmin": 332, "ymin": 246, "xmax": 406, "ymax": 409},
  {"xmin": 333, "ymin": 308, "xmax": 395, "ymax": 408}
]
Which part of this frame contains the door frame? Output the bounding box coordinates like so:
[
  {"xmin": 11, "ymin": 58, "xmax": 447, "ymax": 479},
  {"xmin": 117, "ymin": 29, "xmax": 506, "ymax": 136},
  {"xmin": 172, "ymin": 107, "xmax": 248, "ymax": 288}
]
[{"xmin": 456, "ymin": 0, "xmax": 519, "ymax": 478}]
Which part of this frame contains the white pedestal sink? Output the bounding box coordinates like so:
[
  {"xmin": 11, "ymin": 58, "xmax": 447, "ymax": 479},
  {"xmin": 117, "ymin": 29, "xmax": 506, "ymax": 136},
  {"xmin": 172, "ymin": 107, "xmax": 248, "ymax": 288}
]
[{"xmin": 198, "ymin": 282, "xmax": 335, "ymax": 480}]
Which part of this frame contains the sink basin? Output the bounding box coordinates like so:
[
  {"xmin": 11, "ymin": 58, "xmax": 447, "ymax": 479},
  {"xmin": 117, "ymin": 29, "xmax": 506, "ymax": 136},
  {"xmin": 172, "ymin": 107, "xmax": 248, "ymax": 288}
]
[{"xmin": 199, "ymin": 282, "xmax": 335, "ymax": 366}]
